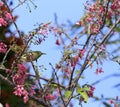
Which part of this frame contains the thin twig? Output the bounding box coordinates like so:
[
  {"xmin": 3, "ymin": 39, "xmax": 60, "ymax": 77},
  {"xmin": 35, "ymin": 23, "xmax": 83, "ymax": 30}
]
[
  {"xmin": 0, "ymin": 74, "xmax": 15, "ymax": 86},
  {"xmin": 1, "ymin": 47, "xmax": 11, "ymax": 66},
  {"xmin": 31, "ymin": 61, "xmax": 43, "ymax": 89},
  {"xmin": 92, "ymin": 73, "xmax": 120, "ymax": 86},
  {"xmin": 100, "ymin": 0, "xmax": 110, "ymax": 29},
  {"xmin": 11, "ymin": 0, "xmax": 27, "ymax": 12},
  {"xmin": 49, "ymin": 63, "xmax": 66, "ymax": 107},
  {"xmin": 29, "ymin": 74, "xmax": 66, "ymax": 89},
  {"xmin": 68, "ymin": 66, "xmax": 75, "ymax": 88}
]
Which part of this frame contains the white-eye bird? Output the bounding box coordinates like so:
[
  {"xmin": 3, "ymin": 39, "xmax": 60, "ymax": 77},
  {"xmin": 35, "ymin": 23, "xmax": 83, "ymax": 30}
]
[{"xmin": 21, "ymin": 51, "xmax": 46, "ymax": 62}]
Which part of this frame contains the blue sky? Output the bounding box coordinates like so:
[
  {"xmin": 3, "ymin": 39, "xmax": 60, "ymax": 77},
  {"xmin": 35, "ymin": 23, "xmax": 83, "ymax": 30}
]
[{"xmin": 11, "ymin": 0, "xmax": 120, "ymax": 107}]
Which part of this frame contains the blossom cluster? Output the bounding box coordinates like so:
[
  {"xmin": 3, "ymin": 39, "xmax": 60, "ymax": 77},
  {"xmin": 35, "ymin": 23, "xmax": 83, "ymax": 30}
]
[
  {"xmin": 55, "ymin": 49, "xmax": 86, "ymax": 74},
  {"xmin": 0, "ymin": 1, "xmax": 12, "ymax": 27},
  {"xmin": 95, "ymin": 67, "xmax": 104, "ymax": 74},
  {"xmin": 76, "ymin": 0, "xmax": 120, "ymax": 34},
  {"xmin": 45, "ymin": 94, "xmax": 56, "ymax": 100},
  {"xmin": 13, "ymin": 64, "xmax": 29, "ymax": 103},
  {"xmin": 32, "ymin": 23, "xmax": 63, "ymax": 45},
  {"xmin": 86, "ymin": 86, "xmax": 95, "ymax": 97},
  {"xmin": 44, "ymin": 88, "xmax": 61, "ymax": 101},
  {"xmin": 13, "ymin": 64, "xmax": 28, "ymax": 85},
  {"xmin": 13, "ymin": 85, "xmax": 29, "ymax": 103}
]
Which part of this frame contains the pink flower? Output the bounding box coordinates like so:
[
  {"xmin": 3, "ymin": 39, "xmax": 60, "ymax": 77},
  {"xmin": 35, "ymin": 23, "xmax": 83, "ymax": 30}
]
[
  {"xmin": 90, "ymin": 86, "xmax": 95, "ymax": 91},
  {"xmin": 80, "ymin": 49, "xmax": 85, "ymax": 55},
  {"xmin": 23, "ymin": 95, "xmax": 29, "ymax": 103},
  {"xmin": 13, "ymin": 85, "xmax": 25, "ymax": 96},
  {"xmin": 65, "ymin": 67, "xmax": 71, "ymax": 73},
  {"xmin": 29, "ymin": 89, "xmax": 36, "ymax": 96},
  {"xmin": 0, "ymin": 1, "xmax": 4, "ymax": 6},
  {"xmin": 55, "ymin": 39, "xmax": 60, "ymax": 45},
  {"xmin": 0, "ymin": 41, "xmax": 7, "ymax": 53},
  {"xmin": 95, "ymin": 67, "xmax": 104, "ymax": 74},
  {"xmin": 30, "ymin": 85, "xmax": 38, "ymax": 96},
  {"xmin": 45, "ymin": 94, "xmax": 56, "ymax": 100},
  {"xmin": 79, "ymin": 49, "xmax": 85, "ymax": 58},
  {"xmin": 17, "ymin": 64, "xmax": 27, "ymax": 73},
  {"xmin": 86, "ymin": 17, "xmax": 92, "ymax": 22},
  {"xmin": 5, "ymin": 103, "xmax": 10, "ymax": 107},
  {"xmin": 87, "ymin": 86, "xmax": 95, "ymax": 97},
  {"xmin": 74, "ymin": 55, "xmax": 79, "ymax": 62},
  {"xmin": 5, "ymin": 12, "xmax": 12, "ymax": 20},
  {"xmin": 71, "ymin": 54, "xmax": 79, "ymax": 67},
  {"xmin": 71, "ymin": 60, "xmax": 76, "ymax": 67},
  {"xmin": 13, "ymin": 85, "xmax": 29, "ymax": 103},
  {"xmin": 0, "ymin": 18, "xmax": 7, "ymax": 26},
  {"xmin": 13, "ymin": 74, "xmax": 26, "ymax": 85},
  {"xmin": 13, "ymin": 64, "xmax": 28, "ymax": 85},
  {"xmin": 6, "ymin": 69, "xmax": 11, "ymax": 73},
  {"xmin": 38, "ymin": 29, "xmax": 49, "ymax": 35},
  {"xmin": 109, "ymin": 99, "xmax": 114, "ymax": 104}
]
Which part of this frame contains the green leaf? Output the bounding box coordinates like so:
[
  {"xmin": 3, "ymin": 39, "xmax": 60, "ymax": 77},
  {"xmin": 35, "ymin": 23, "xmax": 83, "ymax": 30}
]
[
  {"xmin": 76, "ymin": 86, "xmax": 90, "ymax": 92},
  {"xmin": 105, "ymin": 19, "xmax": 112, "ymax": 26},
  {"xmin": 11, "ymin": 45, "xmax": 22, "ymax": 52},
  {"xmin": 51, "ymin": 83, "xmax": 58, "ymax": 88},
  {"xmin": 114, "ymin": 26, "xmax": 120, "ymax": 32},
  {"xmin": 75, "ymin": 70, "xmax": 80, "ymax": 74},
  {"xmin": 64, "ymin": 50, "xmax": 73, "ymax": 55},
  {"xmin": 80, "ymin": 76, "xmax": 85, "ymax": 79},
  {"xmin": 64, "ymin": 90, "xmax": 72, "ymax": 99},
  {"xmin": 80, "ymin": 91, "xmax": 89, "ymax": 103},
  {"xmin": 82, "ymin": 86, "xmax": 90, "ymax": 91},
  {"xmin": 76, "ymin": 86, "xmax": 89, "ymax": 103},
  {"xmin": 91, "ymin": 55, "xmax": 96, "ymax": 59}
]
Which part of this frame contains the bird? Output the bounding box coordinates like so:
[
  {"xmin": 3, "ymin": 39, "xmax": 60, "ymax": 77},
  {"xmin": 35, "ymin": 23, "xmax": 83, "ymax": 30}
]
[{"xmin": 21, "ymin": 51, "xmax": 46, "ymax": 62}]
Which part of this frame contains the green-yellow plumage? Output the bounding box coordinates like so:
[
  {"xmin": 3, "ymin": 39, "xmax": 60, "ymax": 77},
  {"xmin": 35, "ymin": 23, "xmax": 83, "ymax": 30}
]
[{"xmin": 21, "ymin": 51, "xmax": 45, "ymax": 62}]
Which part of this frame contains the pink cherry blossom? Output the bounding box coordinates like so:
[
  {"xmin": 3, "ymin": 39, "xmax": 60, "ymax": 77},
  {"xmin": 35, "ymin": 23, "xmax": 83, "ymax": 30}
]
[
  {"xmin": 55, "ymin": 39, "xmax": 60, "ymax": 45},
  {"xmin": 5, "ymin": 103, "xmax": 10, "ymax": 107},
  {"xmin": 87, "ymin": 86, "xmax": 95, "ymax": 97},
  {"xmin": 29, "ymin": 89, "xmax": 36, "ymax": 96},
  {"xmin": 5, "ymin": 12, "xmax": 12, "ymax": 20},
  {"xmin": 13, "ymin": 85, "xmax": 29, "ymax": 103},
  {"xmin": 17, "ymin": 64, "xmax": 27, "ymax": 73},
  {"xmin": 13, "ymin": 74, "xmax": 26, "ymax": 85},
  {"xmin": 45, "ymin": 94, "xmax": 56, "ymax": 100},
  {"xmin": 79, "ymin": 49, "xmax": 85, "ymax": 58},
  {"xmin": 0, "ymin": 18, "xmax": 7, "ymax": 26},
  {"xmin": 0, "ymin": 1, "xmax": 3, "ymax": 6},
  {"xmin": 38, "ymin": 29, "xmax": 49, "ymax": 35},
  {"xmin": 95, "ymin": 67, "xmax": 104, "ymax": 74},
  {"xmin": 0, "ymin": 41, "xmax": 7, "ymax": 53},
  {"xmin": 23, "ymin": 95, "xmax": 29, "ymax": 103},
  {"xmin": 109, "ymin": 99, "xmax": 114, "ymax": 104},
  {"xmin": 13, "ymin": 64, "xmax": 28, "ymax": 85}
]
